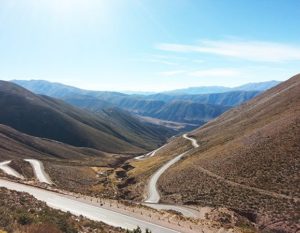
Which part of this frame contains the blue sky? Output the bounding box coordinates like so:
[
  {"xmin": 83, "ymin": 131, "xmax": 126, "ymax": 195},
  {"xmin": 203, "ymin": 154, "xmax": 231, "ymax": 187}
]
[{"xmin": 0, "ymin": 0, "xmax": 299, "ymax": 91}]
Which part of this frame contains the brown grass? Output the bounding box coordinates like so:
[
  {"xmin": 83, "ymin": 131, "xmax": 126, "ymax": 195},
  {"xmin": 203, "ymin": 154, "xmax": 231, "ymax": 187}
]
[{"xmin": 156, "ymin": 74, "xmax": 300, "ymax": 232}]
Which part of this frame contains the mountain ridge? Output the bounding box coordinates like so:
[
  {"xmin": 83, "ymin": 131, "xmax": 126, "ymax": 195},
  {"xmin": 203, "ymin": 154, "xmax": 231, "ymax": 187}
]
[
  {"xmin": 11, "ymin": 80, "xmax": 262, "ymax": 127},
  {"xmin": 0, "ymin": 81, "xmax": 174, "ymax": 154}
]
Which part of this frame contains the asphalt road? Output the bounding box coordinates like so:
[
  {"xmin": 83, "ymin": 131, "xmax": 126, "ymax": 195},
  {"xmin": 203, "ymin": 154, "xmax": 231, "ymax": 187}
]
[
  {"xmin": 0, "ymin": 179, "xmax": 180, "ymax": 233},
  {"xmin": 144, "ymin": 134, "xmax": 199, "ymax": 204},
  {"xmin": 24, "ymin": 159, "xmax": 53, "ymax": 184},
  {"xmin": 0, "ymin": 160, "xmax": 24, "ymax": 179}
]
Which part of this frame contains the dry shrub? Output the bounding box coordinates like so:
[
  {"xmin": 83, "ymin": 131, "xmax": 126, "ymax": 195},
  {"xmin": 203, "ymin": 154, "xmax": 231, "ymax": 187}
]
[{"xmin": 16, "ymin": 224, "xmax": 62, "ymax": 233}]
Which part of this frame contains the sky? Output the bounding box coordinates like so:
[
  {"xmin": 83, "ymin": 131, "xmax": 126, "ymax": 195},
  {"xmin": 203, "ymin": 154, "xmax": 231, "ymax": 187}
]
[{"xmin": 0, "ymin": 0, "xmax": 299, "ymax": 91}]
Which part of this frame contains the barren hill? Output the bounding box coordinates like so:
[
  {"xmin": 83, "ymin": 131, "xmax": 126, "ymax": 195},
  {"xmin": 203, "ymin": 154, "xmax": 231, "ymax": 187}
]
[{"xmin": 158, "ymin": 74, "xmax": 300, "ymax": 232}]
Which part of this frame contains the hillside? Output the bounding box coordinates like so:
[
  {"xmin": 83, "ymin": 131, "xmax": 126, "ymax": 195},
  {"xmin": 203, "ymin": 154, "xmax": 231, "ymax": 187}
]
[
  {"xmin": 0, "ymin": 124, "xmax": 124, "ymax": 164},
  {"xmin": 0, "ymin": 81, "xmax": 173, "ymax": 154},
  {"xmin": 157, "ymin": 74, "xmax": 300, "ymax": 232}
]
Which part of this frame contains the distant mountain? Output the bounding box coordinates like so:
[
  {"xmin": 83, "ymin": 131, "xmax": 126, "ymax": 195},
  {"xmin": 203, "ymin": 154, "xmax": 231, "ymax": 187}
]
[
  {"xmin": 11, "ymin": 79, "xmax": 264, "ymax": 127},
  {"xmin": 12, "ymin": 79, "xmax": 127, "ymax": 100},
  {"xmin": 114, "ymin": 98, "xmax": 230, "ymax": 124},
  {"xmin": 158, "ymin": 74, "xmax": 300, "ymax": 232},
  {"xmin": 143, "ymin": 91, "xmax": 260, "ymax": 106},
  {"xmin": 0, "ymin": 81, "xmax": 174, "ymax": 154},
  {"xmin": 149, "ymin": 101, "xmax": 230, "ymax": 124},
  {"xmin": 163, "ymin": 80, "xmax": 280, "ymax": 95},
  {"xmin": 233, "ymin": 80, "xmax": 281, "ymax": 91},
  {"xmin": 164, "ymin": 86, "xmax": 231, "ymax": 95}
]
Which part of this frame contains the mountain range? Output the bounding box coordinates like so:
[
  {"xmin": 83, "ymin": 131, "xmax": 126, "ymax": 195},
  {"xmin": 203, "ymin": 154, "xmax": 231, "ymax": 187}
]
[
  {"xmin": 0, "ymin": 81, "xmax": 174, "ymax": 155},
  {"xmin": 12, "ymin": 80, "xmax": 276, "ymax": 127},
  {"xmin": 163, "ymin": 80, "xmax": 280, "ymax": 95}
]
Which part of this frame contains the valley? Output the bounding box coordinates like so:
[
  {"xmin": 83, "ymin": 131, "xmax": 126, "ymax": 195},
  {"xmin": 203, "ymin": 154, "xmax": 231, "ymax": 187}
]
[
  {"xmin": 1, "ymin": 2, "xmax": 299, "ymax": 232},
  {"xmin": 0, "ymin": 75, "xmax": 298, "ymax": 233},
  {"xmin": 12, "ymin": 79, "xmax": 274, "ymax": 129}
]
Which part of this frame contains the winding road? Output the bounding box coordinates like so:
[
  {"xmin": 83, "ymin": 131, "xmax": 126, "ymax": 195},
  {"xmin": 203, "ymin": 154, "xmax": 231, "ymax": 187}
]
[
  {"xmin": 0, "ymin": 134, "xmax": 201, "ymax": 232},
  {"xmin": 183, "ymin": 134, "xmax": 199, "ymax": 148},
  {"xmin": 145, "ymin": 134, "xmax": 198, "ymax": 204},
  {"xmin": 0, "ymin": 179, "xmax": 179, "ymax": 233},
  {"xmin": 0, "ymin": 161, "xmax": 24, "ymax": 179},
  {"xmin": 135, "ymin": 144, "xmax": 167, "ymax": 160},
  {"xmin": 24, "ymin": 159, "xmax": 53, "ymax": 185}
]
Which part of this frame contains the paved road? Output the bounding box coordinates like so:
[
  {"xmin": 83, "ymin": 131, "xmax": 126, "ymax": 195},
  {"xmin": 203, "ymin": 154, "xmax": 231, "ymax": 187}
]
[
  {"xmin": 135, "ymin": 144, "xmax": 166, "ymax": 160},
  {"xmin": 145, "ymin": 134, "xmax": 199, "ymax": 204},
  {"xmin": 0, "ymin": 179, "xmax": 179, "ymax": 233},
  {"xmin": 144, "ymin": 150, "xmax": 189, "ymax": 203},
  {"xmin": 0, "ymin": 134, "xmax": 201, "ymax": 231},
  {"xmin": 0, "ymin": 161, "xmax": 24, "ymax": 179},
  {"xmin": 24, "ymin": 159, "xmax": 53, "ymax": 185},
  {"xmin": 183, "ymin": 134, "xmax": 199, "ymax": 148}
]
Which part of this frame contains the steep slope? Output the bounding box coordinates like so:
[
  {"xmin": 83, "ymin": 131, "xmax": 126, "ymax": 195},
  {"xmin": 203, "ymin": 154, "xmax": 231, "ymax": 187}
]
[
  {"xmin": 0, "ymin": 124, "xmax": 119, "ymax": 162},
  {"xmin": 0, "ymin": 81, "xmax": 173, "ymax": 154},
  {"xmin": 158, "ymin": 74, "xmax": 300, "ymax": 232}
]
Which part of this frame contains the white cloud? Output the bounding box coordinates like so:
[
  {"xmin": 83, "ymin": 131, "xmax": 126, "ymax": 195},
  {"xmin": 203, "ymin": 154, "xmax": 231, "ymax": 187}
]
[
  {"xmin": 189, "ymin": 68, "xmax": 240, "ymax": 77},
  {"xmin": 156, "ymin": 40, "xmax": 300, "ymax": 62}
]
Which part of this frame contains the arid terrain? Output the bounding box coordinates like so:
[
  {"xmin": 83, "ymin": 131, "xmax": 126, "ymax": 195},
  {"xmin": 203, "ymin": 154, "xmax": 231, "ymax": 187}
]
[{"xmin": 156, "ymin": 74, "xmax": 300, "ymax": 232}]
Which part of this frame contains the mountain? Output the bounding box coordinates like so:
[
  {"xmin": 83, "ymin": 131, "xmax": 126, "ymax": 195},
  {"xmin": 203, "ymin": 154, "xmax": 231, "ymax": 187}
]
[
  {"xmin": 0, "ymin": 81, "xmax": 174, "ymax": 154},
  {"xmin": 158, "ymin": 74, "xmax": 300, "ymax": 232},
  {"xmin": 163, "ymin": 80, "xmax": 281, "ymax": 95},
  {"xmin": 164, "ymin": 86, "xmax": 231, "ymax": 95},
  {"xmin": 151, "ymin": 101, "xmax": 230, "ymax": 124},
  {"xmin": 12, "ymin": 79, "xmax": 127, "ymax": 100},
  {"xmin": 0, "ymin": 124, "xmax": 117, "ymax": 162},
  {"xmin": 47, "ymin": 94, "xmax": 231, "ymax": 125},
  {"xmin": 143, "ymin": 91, "xmax": 260, "ymax": 106},
  {"xmin": 12, "ymin": 80, "xmax": 259, "ymax": 127},
  {"xmin": 234, "ymin": 80, "xmax": 280, "ymax": 91}
]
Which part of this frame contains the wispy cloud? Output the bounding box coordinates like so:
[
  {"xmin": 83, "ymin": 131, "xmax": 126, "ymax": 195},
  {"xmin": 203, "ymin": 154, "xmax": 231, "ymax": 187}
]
[
  {"xmin": 156, "ymin": 40, "xmax": 300, "ymax": 62},
  {"xmin": 189, "ymin": 68, "xmax": 240, "ymax": 77}
]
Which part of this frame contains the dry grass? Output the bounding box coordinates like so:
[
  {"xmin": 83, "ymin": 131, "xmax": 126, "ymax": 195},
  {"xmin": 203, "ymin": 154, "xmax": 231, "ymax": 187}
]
[{"xmin": 156, "ymin": 74, "xmax": 300, "ymax": 232}]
